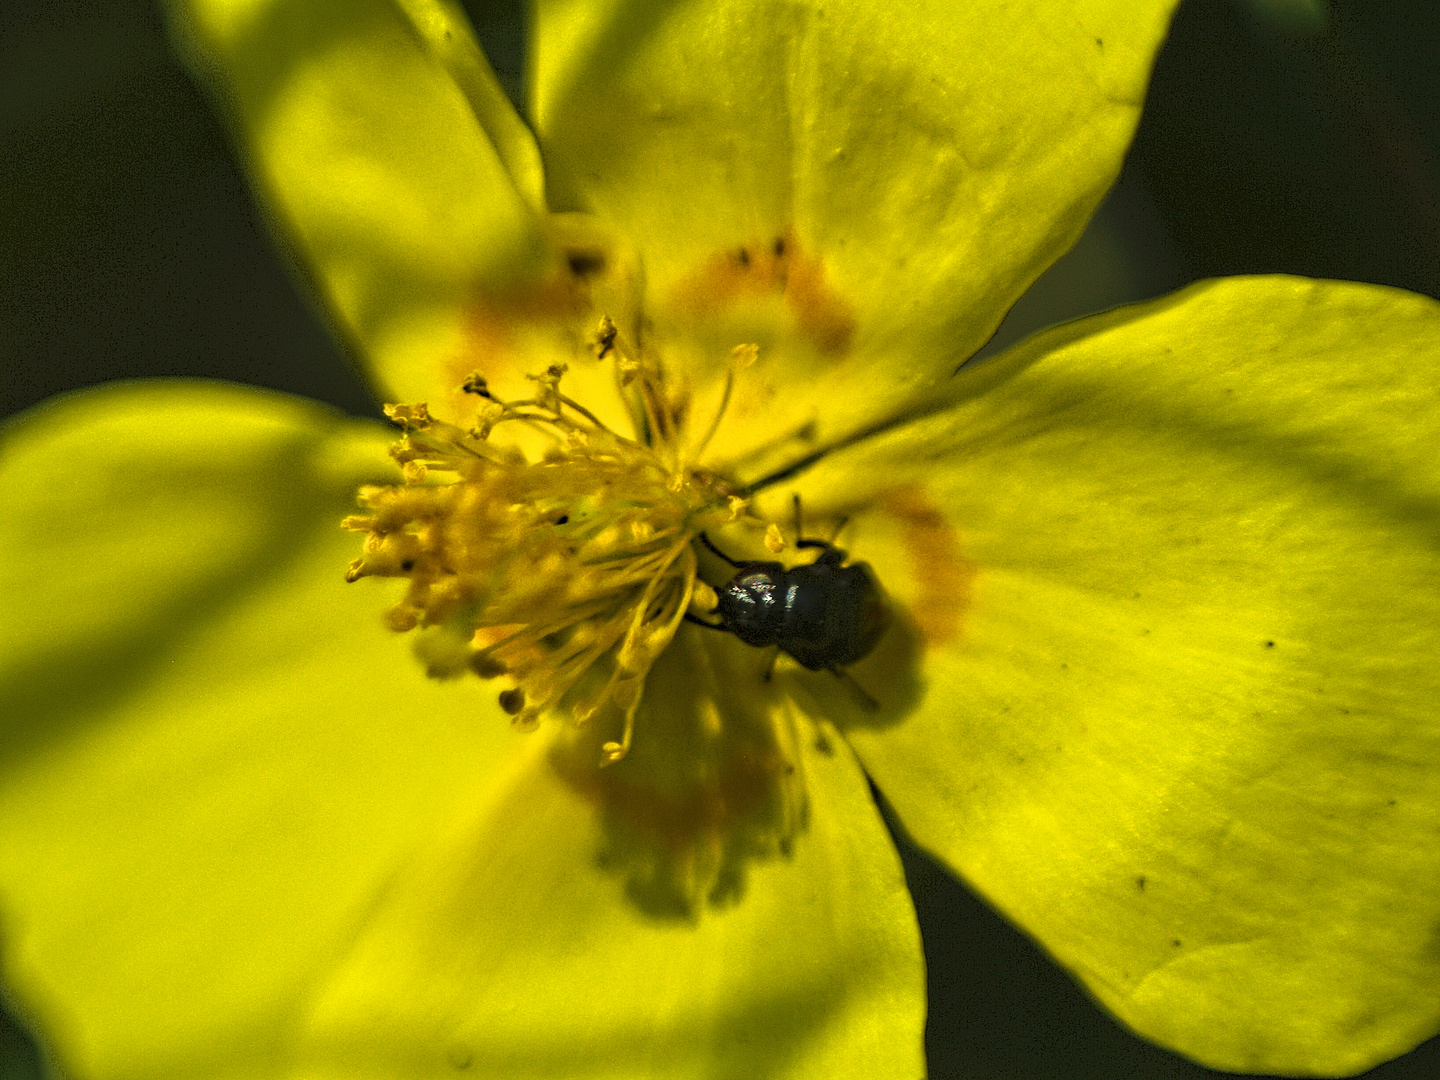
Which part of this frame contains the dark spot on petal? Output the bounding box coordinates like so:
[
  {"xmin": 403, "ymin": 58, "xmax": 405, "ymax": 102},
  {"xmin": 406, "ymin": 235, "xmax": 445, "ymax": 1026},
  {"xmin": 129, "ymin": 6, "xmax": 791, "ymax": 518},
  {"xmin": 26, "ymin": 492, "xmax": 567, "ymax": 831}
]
[
  {"xmin": 400, "ymin": 559, "xmax": 415, "ymax": 572},
  {"xmin": 737, "ymin": 246, "xmax": 751, "ymax": 266},
  {"xmin": 1136, "ymin": 875, "xmax": 1147, "ymax": 891},
  {"xmin": 566, "ymin": 251, "xmax": 606, "ymax": 277},
  {"xmin": 1264, "ymin": 640, "xmax": 1276, "ymax": 648},
  {"xmin": 772, "ymin": 236, "xmax": 786, "ymax": 257},
  {"xmin": 447, "ymin": 1044, "xmax": 472, "ymax": 1069},
  {"xmin": 1172, "ymin": 939, "xmax": 1183, "ymax": 948}
]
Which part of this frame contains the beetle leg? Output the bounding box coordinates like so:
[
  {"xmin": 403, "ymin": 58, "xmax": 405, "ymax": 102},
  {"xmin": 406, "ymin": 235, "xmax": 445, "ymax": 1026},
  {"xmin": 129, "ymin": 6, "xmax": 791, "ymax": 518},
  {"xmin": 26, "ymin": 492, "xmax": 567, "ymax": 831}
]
[
  {"xmin": 829, "ymin": 666, "xmax": 879, "ymax": 711},
  {"xmin": 794, "ymin": 492, "xmax": 851, "ymax": 551},
  {"xmin": 683, "ymin": 611, "xmax": 727, "ymax": 630},
  {"xmin": 697, "ymin": 532, "xmax": 743, "ymax": 567}
]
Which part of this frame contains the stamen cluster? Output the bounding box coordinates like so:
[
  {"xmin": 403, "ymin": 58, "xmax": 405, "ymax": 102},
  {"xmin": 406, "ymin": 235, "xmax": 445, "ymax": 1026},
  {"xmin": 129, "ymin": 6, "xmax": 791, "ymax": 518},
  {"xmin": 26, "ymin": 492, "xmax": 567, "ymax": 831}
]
[{"xmin": 343, "ymin": 364, "xmax": 739, "ymax": 764}]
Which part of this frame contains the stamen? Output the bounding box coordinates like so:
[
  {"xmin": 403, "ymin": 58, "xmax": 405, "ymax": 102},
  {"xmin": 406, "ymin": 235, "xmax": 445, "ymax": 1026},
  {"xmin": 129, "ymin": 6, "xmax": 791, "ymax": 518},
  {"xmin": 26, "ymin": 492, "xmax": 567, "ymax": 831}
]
[
  {"xmin": 556, "ymin": 393, "xmax": 613, "ymax": 433},
  {"xmin": 689, "ymin": 343, "xmax": 757, "ymax": 465},
  {"xmin": 593, "ymin": 318, "xmax": 677, "ymax": 465},
  {"xmin": 344, "ymin": 355, "xmax": 751, "ymax": 765}
]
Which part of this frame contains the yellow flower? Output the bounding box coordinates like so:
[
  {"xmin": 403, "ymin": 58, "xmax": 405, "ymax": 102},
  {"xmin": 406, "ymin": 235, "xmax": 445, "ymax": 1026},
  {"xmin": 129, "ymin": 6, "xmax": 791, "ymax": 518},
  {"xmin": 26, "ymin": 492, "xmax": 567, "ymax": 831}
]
[{"xmin": 2, "ymin": 1, "xmax": 1439, "ymax": 1078}]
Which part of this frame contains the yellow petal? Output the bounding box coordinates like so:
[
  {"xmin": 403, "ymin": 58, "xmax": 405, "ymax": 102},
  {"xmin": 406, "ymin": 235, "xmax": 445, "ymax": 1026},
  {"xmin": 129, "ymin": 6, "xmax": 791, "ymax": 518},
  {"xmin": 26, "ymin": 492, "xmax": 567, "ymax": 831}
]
[
  {"xmin": 0, "ymin": 382, "xmax": 515, "ymax": 1076},
  {"xmin": 163, "ymin": 0, "xmax": 596, "ymax": 418},
  {"xmin": 532, "ymin": 0, "xmax": 1181, "ymax": 468},
  {"xmin": 785, "ymin": 277, "xmax": 1440, "ymax": 1075},
  {"xmin": 0, "ymin": 382, "xmax": 926, "ymax": 1077},
  {"xmin": 294, "ymin": 689, "xmax": 925, "ymax": 1078}
]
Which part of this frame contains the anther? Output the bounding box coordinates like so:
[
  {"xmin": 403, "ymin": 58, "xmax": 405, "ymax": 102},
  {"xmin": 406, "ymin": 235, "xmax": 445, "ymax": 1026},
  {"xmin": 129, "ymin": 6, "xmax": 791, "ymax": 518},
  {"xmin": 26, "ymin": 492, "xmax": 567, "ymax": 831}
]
[
  {"xmin": 594, "ymin": 315, "xmax": 617, "ymax": 359},
  {"xmin": 383, "ymin": 402, "xmax": 431, "ymax": 429},
  {"xmin": 461, "ymin": 372, "xmax": 494, "ymax": 399},
  {"xmin": 470, "ymin": 653, "xmax": 507, "ymax": 679}
]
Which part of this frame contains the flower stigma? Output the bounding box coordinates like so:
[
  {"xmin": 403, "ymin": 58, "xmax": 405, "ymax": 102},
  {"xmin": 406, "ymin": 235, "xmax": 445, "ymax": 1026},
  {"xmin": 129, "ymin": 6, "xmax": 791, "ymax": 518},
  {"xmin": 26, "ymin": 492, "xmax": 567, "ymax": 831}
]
[{"xmin": 343, "ymin": 329, "xmax": 768, "ymax": 767}]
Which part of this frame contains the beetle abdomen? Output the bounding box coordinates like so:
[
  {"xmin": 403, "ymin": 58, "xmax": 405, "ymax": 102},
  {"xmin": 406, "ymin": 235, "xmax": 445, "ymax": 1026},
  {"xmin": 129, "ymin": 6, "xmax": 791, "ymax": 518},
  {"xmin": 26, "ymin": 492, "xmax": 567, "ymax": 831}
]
[{"xmin": 777, "ymin": 562, "xmax": 886, "ymax": 670}]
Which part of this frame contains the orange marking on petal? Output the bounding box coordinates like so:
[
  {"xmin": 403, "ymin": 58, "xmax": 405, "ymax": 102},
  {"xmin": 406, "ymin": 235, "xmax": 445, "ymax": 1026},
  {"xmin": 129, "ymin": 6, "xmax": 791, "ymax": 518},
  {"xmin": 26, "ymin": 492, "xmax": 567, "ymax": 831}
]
[
  {"xmin": 669, "ymin": 227, "xmax": 856, "ymax": 355},
  {"xmin": 881, "ymin": 486, "xmax": 974, "ymax": 647},
  {"xmin": 439, "ymin": 273, "xmax": 592, "ymax": 420}
]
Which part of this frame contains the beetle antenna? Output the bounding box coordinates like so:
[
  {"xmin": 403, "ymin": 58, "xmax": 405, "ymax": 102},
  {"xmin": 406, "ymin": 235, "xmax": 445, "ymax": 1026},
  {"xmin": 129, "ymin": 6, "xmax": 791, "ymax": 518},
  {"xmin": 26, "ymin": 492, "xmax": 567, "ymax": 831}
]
[
  {"xmin": 793, "ymin": 493, "xmax": 850, "ymax": 550},
  {"xmin": 829, "ymin": 667, "xmax": 879, "ymax": 711},
  {"xmin": 697, "ymin": 532, "xmax": 743, "ymax": 567},
  {"xmin": 793, "ymin": 494, "xmax": 827, "ymax": 551}
]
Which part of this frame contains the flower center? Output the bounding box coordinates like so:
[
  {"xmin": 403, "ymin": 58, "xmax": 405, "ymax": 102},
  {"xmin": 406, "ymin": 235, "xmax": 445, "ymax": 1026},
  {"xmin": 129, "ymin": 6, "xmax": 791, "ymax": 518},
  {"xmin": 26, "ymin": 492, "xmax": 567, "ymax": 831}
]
[{"xmin": 343, "ymin": 335, "xmax": 759, "ymax": 765}]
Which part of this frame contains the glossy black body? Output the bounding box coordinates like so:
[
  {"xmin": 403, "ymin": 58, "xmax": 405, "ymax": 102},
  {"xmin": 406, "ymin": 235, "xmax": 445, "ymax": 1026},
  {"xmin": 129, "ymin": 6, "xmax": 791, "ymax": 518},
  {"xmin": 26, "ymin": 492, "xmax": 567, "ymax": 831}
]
[{"xmin": 712, "ymin": 544, "xmax": 888, "ymax": 670}]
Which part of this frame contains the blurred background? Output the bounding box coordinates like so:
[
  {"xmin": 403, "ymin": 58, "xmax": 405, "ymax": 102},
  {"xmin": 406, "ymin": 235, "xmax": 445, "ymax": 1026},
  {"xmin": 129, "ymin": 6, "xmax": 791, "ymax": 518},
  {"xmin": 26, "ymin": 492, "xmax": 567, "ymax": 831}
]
[{"xmin": 2, "ymin": 0, "xmax": 1437, "ymax": 1076}]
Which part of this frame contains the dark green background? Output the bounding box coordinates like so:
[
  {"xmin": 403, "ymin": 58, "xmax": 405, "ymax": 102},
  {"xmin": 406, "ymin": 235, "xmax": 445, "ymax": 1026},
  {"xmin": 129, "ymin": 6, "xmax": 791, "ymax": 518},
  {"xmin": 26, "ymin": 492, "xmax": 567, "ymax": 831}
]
[{"xmin": 3, "ymin": 0, "xmax": 1437, "ymax": 1076}]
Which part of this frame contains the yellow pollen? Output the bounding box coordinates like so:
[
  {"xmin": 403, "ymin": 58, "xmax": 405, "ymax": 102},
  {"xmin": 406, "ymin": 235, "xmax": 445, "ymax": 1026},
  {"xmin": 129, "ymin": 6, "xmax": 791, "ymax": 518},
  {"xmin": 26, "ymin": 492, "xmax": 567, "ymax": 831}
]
[{"xmin": 344, "ymin": 349, "xmax": 757, "ymax": 765}]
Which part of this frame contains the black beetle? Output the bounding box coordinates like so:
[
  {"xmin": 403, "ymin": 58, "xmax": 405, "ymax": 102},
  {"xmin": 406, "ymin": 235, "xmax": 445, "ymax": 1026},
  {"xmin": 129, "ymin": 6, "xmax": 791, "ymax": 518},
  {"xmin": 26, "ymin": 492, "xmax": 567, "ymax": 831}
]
[{"xmin": 690, "ymin": 531, "xmax": 889, "ymax": 674}]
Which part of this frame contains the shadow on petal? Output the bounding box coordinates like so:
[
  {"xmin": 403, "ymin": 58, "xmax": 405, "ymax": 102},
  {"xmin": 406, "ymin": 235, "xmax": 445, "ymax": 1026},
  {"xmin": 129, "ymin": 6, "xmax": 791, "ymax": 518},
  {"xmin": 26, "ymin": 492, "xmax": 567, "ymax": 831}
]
[{"xmin": 548, "ymin": 629, "xmax": 815, "ymax": 921}]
